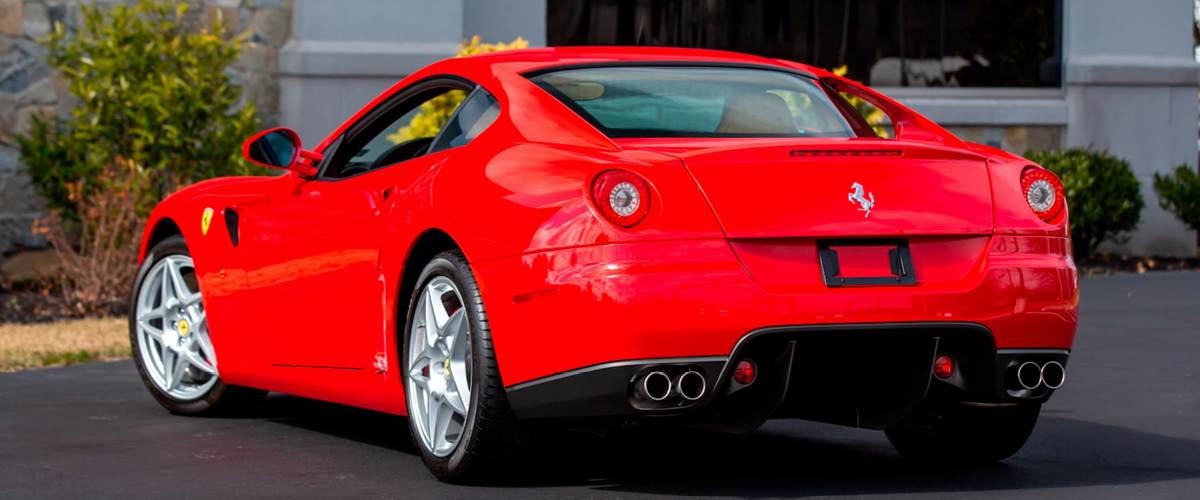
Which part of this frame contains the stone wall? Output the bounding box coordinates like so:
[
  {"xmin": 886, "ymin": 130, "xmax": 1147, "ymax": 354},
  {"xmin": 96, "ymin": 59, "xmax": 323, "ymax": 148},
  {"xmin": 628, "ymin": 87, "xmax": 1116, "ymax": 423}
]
[{"xmin": 0, "ymin": 0, "xmax": 291, "ymax": 256}]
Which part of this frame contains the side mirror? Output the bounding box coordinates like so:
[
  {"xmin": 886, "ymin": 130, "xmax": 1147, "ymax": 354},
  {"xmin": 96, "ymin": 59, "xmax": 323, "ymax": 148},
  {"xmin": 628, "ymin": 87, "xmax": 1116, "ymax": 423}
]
[{"xmin": 242, "ymin": 127, "xmax": 322, "ymax": 176}]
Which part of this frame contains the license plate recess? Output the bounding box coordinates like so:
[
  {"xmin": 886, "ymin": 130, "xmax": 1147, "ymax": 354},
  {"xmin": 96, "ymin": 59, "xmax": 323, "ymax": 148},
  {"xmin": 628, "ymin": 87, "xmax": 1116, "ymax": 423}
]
[{"xmin": 817, "ymin": 239, "xmax": 916, "ymax": 286}]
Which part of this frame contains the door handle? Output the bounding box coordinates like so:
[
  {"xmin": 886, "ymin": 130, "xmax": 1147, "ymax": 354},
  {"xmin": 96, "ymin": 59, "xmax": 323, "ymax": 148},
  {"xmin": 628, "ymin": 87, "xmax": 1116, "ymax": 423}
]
[{"xmin": 377, "ymin": 187, "xmax": 396, "ymax": 201}]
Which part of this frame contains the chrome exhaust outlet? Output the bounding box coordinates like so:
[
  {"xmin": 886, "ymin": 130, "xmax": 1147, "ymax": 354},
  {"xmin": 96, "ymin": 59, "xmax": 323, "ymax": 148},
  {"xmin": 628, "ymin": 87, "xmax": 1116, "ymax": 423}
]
[
  {"xmin": 675, "ymin": 371, "xmax": 706, "ymax": 401},
  {"xmin": 1041, "ymin": 361, "xmax": 1066, "ymax": 389},
  {"xmin": 636, "ymin": 371, "xmax": 672, "ymax": 401},
  {"xmin": 1016, "ymin": 361, "xmax": 1043, "ymax": 390}
]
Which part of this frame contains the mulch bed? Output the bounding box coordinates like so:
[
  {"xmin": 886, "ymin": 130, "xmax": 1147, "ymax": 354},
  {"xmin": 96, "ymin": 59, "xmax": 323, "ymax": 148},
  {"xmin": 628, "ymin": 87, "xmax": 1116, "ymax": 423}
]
[
  {"xmin": 1078, "ymin": 254, "xmax": 1200, "ymax": 276},
  {"xmin": 0, "ymin": 285, "xmax": 125, "ymax": 325}
]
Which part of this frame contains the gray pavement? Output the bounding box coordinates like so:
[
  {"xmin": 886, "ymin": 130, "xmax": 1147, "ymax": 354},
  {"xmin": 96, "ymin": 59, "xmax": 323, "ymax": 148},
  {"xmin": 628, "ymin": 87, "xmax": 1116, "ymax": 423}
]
[{"xmin": 1, "ymin": 272, "xmax": 1199, "ymax": 499}]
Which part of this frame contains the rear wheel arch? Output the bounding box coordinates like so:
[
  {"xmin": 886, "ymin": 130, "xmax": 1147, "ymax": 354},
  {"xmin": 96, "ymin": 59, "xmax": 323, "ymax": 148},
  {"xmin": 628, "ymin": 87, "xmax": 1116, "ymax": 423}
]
[{"xmin": 397, "ymin": 229, "xmax": 463, "ymax": 327}]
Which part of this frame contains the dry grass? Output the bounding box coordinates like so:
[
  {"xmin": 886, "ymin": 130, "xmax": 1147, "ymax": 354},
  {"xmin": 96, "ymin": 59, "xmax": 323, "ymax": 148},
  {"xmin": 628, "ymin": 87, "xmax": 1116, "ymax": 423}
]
[{"xmin": 0, "ymin": 317, "xmax": 131, "ymax": 371}]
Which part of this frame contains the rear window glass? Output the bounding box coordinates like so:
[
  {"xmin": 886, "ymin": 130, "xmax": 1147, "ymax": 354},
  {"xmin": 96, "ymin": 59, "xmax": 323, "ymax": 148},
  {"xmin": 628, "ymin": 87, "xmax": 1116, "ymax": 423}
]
[{"xmin": 530, "ymin": 67, "xmax": 857, "ymax": 139}]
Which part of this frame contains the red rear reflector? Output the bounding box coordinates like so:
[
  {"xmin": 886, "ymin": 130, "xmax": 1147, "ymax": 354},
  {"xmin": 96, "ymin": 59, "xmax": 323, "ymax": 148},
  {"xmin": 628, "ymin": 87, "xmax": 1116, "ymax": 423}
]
[
  {"xmin": 934, "ymin": 355, "xmax": 955, "ymax": 379},
  {"xmin": 733, "ymin": 360, "xmax": 756, "ymax": 384},
  {"xmin": 790, "ymin": 150, "xmax": 902, "ymax": 157}
]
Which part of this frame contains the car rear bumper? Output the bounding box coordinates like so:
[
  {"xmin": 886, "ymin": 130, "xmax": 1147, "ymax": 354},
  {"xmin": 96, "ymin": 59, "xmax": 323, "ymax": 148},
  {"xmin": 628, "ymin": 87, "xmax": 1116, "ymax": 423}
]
[
  {"xmin": 472, "ymin": 235, "xmax": 1078, "ymax": 421},
  {"xmin": 504, "ymin": 322, "xmax": 1070, "ymax": 426}
]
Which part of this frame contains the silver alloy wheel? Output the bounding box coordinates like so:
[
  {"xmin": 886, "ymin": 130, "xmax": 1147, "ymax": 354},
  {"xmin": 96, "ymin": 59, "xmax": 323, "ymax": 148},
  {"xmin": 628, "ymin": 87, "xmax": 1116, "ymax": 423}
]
[
  {"xmin": 407, "ymin": 276, "xmax": 472, "ymax": 458},
  {"xmin": 134, "ymin": 255, "xmax": 218, "ymax": 400}
]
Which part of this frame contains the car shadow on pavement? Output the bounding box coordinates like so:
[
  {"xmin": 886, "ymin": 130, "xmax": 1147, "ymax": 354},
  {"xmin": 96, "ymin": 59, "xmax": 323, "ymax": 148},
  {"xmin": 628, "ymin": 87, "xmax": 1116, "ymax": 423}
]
[
  {"xmin": 253, "ymin": 393, "xmax": 1200, "ymax": 496},
  {"xmin": 250, "ymin": 393, "xmax": 420, "ymax": 455}
]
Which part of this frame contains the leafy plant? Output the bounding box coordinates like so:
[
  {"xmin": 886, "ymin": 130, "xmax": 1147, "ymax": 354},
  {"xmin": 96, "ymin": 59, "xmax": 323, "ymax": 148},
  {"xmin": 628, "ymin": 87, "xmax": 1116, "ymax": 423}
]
[
  {"xmin": 19, "ymin": 0, "xmax": 258, "ymax": 219},
  {"xmin": 19, "ymin": 0, "xmax": 256, "ymax": 314},
  {"xmin": 388, "ymin": 36, "xmax": 528, "ymax": 144},
  {"xmin": 32, "ymin": 159, "xmax": 143, "ymax": 315},
  {"xmin": 1153, "ymin": 164, "xmax": 1200, "ymax": 232},
  {"xmin": 1025, "ymin": 148, "xmax": 1145, "ymax": 259}
]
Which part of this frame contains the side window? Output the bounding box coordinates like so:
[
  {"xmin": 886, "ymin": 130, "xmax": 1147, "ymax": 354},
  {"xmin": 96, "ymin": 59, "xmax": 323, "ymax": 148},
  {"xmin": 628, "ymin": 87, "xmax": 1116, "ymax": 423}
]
[
  {"xmin": 428, "ymin": 89, "xmax": 500, "ymax": 154},
  {"xmin": 324, "ymin": 88, "xmax": 468, "ymax": 179}
]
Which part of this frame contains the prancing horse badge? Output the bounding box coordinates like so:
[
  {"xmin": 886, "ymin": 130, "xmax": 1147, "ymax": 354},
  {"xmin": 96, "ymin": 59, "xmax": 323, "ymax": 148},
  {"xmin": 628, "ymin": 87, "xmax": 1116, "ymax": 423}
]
[
  {"xmin": 848, "ymin": 182, "xmax": 874, "ymax": 217},
  {"xmin": 201, "ymin": 207, "xmax": 214, "ymax": 235}
]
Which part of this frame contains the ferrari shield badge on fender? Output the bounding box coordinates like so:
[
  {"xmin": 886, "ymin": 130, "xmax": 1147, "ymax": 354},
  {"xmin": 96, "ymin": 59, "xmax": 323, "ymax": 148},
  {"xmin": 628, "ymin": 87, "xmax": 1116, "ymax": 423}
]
[
  {"xmin": 848, "ymin": 182, "xmax": 874, "ymax": 217},
  {"xmin": 201, "ymin": 207, "xmax": 214, "ymax": 235}
]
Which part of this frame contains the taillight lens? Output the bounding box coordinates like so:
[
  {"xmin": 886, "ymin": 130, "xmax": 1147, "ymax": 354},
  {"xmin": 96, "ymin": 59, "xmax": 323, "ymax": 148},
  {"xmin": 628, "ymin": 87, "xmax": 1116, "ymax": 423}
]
[
  {"xmin": 592, "ymin": 170, "xmax": 651, "ymax": 227},
  {"xmin": 1021, "ymin": 167, "xmax": 1065, "ymax": 222}
]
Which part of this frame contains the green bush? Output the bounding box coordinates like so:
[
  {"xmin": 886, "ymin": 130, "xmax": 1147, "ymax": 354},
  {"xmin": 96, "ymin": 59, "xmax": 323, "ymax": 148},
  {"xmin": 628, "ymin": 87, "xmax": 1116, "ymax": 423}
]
[
  {"xmin": 1153, "ymin": 165, "xmax": 1200, "ymax": 233},
  {"xmin": 1024, "ymin": 148, "xmax": 1144, "ymax": 259},
  {"xmin": 18, "ymin": 0, "xmax": 258, "ymax": 219}
]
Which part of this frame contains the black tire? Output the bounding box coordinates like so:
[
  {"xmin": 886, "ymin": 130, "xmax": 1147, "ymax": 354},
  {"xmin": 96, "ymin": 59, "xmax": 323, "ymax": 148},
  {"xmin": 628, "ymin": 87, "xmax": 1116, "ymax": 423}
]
[
  {"xmin": 129, "ymin": 235, "xmax": 267, "ymax": 416},
  {"xmin": 401, "ymin": 250, "xmax": 529, "ymax": 483},
  {"xmin": 885, "ymin": 401, "xmax": 1041, "ymax": 463}
]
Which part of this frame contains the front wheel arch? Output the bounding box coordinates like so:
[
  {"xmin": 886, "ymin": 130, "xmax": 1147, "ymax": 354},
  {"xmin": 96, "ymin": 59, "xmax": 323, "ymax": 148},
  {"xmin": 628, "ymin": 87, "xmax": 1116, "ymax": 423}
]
[{"xmin": 142, "ymin": 217, "xmax": 182, "ymax": 263}]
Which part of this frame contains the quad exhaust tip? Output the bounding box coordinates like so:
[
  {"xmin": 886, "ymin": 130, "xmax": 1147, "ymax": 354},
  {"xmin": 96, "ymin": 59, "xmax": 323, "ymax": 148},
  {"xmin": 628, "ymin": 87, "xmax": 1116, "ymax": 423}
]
[
  {"xmin": 1017, "ymin": 361, "xmax": 1043, "ymax": 390},
  {"xmin": 1041, "ymin": 361, "xmax": 1066, "ymax": 389},
  {"xmin": 636, "ymin": 371, "xmax": 672, "ymax": 401},
  {"xmin": 1011, "ymin": 360, "xmax": 1066, "ymax": 391},
  {"xmin": 675, "ymin": 371, "xmax": 706, "ymax": 401}
]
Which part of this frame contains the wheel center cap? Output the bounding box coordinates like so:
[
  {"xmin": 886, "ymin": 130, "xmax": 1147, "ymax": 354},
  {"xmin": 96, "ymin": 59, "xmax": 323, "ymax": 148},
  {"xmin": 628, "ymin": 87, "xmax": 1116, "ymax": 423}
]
[{"xmin": 177, "ymin": 319, "xmax": 190, "ymax": 336}]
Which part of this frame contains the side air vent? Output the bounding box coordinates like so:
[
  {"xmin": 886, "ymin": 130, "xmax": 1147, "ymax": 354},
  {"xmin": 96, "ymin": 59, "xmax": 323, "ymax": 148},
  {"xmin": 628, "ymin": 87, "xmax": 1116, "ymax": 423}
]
[{"xmin": 224, "ymin": 208, "xmax": 240, "ymax": 246}]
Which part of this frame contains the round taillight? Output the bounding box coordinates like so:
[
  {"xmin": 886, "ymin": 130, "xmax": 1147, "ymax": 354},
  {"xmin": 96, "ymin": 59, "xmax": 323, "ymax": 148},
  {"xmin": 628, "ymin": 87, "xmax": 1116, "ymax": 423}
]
[
  {"xmin": 592, "ymin": 170, "xmax": 651, "ymax": 227},
  {"xmin": 733, "ymin": 360, "xmax": 756, "ymax": 384},
  {"xmin": 933, "ymin": 355, "xmax": 955, "ymax": 379},
  {"xmin": 1021, "ymin": 167, "xmax": 1065, "ymax": 222}
]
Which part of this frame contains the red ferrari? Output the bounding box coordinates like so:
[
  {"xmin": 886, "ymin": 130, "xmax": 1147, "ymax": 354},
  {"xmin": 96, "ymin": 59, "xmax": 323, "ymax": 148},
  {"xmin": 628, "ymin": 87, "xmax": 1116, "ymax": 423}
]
[{"xmin": 130, "ymin": 47, "xmax": 1077, "ymax": 482}]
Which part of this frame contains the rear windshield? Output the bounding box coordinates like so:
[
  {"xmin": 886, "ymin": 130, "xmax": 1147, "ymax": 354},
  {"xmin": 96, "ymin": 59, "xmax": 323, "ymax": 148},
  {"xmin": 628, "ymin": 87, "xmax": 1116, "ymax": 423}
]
[{"xmin": 530, "ymin": 66, "xmax": 857, "ymax": 139}]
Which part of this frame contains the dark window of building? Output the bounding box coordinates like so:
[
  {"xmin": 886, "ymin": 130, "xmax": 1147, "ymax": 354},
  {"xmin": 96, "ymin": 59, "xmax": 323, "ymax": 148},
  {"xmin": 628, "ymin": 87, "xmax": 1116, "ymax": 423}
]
[{"xmin": 547, "ymin": 0, "xmax": 1062, "ymax": 88}]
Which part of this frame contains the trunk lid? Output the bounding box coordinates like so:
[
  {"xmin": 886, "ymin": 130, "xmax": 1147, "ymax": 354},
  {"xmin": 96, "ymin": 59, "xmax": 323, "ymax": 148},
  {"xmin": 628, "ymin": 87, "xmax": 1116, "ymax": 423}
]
[{"xmin": 619, "ymin": 138, "xmax": 993, "ymax": 239}]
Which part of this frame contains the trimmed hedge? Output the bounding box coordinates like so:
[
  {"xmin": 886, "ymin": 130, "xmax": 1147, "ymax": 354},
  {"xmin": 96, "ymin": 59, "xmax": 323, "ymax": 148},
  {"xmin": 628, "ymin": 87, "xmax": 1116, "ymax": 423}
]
[{"xmin": 1153, "ymin": 165, "xmax": 1200, "ymax": 233}]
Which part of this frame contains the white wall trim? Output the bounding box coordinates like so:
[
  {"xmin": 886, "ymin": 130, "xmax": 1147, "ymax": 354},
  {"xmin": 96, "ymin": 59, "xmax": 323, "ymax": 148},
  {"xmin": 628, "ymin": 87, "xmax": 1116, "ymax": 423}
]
[
  {"xmin": 279, "ymin": 40, "xmax": 460, "ymax": 77},
  {"xmin": 1065, "ymin": 55, "xmax": 1200, "ymax": 86},
  {"xmin": 873, "ymin": 88, "xmax": 1069, "ymax": 126}
]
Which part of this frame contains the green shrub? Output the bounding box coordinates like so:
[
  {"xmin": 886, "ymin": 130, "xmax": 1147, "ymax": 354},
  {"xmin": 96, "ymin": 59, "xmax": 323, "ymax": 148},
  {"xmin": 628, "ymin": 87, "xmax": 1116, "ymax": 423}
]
[
  {"xmin": 1153, "ymin": 164, "xmax": 1200, "ymax": 232},
  {"xmin": 18, "ymin": 0, "xmax": 258, "ymax": 219},
  {"xmin": 18, "ymin": 0, "xmax": 257, "ymax": 313},
  {"xmin": 1024, "ymin": 148, "xmax": 1144, "ymax": 259}
]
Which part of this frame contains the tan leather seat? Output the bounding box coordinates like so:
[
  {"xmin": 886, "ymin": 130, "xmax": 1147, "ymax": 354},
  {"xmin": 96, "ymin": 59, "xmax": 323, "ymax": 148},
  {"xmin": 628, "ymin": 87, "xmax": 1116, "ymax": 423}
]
[{"xmin": 714, "ymin": 93, "xmax": 797, "ymax": 134}]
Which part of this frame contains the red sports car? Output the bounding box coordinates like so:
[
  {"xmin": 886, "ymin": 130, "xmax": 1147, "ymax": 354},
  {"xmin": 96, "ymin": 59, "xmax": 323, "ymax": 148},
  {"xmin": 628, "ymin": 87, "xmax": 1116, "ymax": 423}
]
[{"xmin": 130, "ymin": 47, "xmax": 1077, "ymax": 482}]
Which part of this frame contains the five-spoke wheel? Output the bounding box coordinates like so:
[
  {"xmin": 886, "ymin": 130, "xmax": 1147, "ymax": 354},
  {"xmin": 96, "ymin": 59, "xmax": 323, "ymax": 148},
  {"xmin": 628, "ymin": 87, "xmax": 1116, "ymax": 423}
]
[
  {"xmin": 406, "ymin": 276, "xmax": 473, "ymax": 457},
  {"xmin": 134, "ymin": 254, "xmax": 218, "ymax": 400},
  {"xmin": 402, "ymin": 250, "xmax": 528, "ymax": 483},
  {"xmin": 129, "ymin": 235, "xmax": 265, "ymax": 415}
]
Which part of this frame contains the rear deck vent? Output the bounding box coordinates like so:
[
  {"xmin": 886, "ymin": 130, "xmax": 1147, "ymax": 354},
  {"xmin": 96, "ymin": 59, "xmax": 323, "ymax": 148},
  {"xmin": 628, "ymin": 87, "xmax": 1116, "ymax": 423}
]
[{"xmin": 790, "ymin": 150, "xmax": 902, "ymax": 157}]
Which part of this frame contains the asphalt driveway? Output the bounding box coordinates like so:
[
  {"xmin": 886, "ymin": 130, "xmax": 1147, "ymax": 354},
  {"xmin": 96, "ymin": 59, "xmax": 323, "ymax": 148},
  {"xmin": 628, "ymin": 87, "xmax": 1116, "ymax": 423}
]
[{"xmin": 2, "ymin": 272, "xmax": 1198, "ymax": 499}]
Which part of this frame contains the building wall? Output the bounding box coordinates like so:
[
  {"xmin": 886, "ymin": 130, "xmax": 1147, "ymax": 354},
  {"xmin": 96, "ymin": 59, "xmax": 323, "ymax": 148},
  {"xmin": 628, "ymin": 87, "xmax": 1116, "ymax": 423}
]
[
  {"xmin": 279, "ymin": 0, "xmax": 545, "ymax": 146},
  {"xmin": 1061, "ymin": 0, "xmax": 1199, "ymax": 256},
  {"xmin": 0, "ymin": 0, "xmax": 292, "ymax": 255}
]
